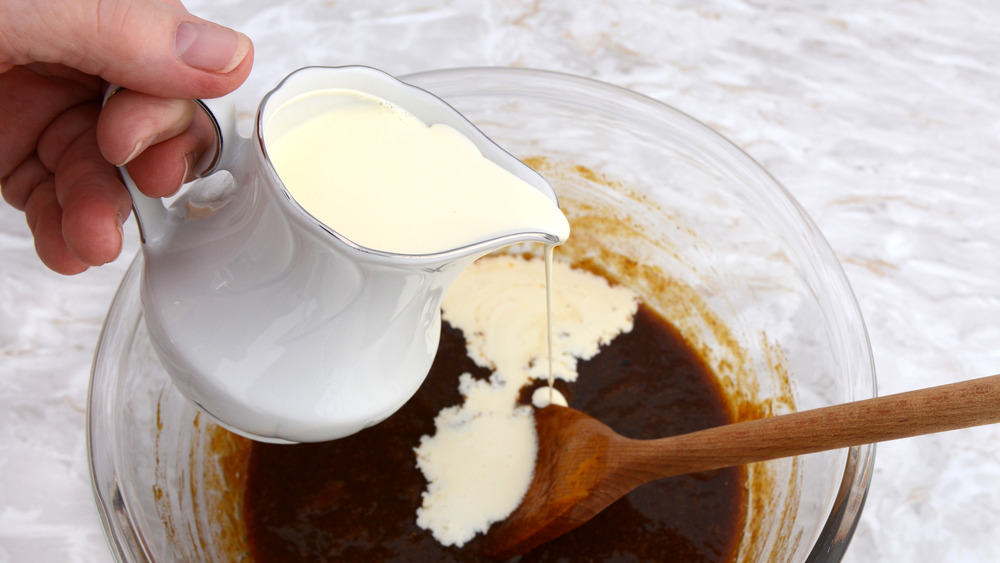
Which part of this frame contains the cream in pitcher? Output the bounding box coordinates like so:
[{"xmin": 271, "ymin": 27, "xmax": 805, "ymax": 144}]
[
  {"xmin": 120, "ymin": 66, "xmax": 568, "ymax": 443},
  {"xmin": 265, "ymin": 89, "xmax": 568, "ymax": 254}
]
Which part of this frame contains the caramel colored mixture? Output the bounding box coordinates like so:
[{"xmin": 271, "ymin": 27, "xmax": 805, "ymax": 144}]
[{"xmin": 243, "ymin": 304, "xmax": 745, "ymax": 561}]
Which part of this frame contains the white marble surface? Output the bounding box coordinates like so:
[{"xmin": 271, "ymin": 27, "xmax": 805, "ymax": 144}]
[{"xmin": 2, "ymin": 0, "xmax": 999, "ymax": 561}]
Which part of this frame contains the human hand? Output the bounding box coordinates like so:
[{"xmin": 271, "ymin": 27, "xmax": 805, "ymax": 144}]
[{"xmin": 0, "ymin": 0, "xmax": 253, "ymax": 274}]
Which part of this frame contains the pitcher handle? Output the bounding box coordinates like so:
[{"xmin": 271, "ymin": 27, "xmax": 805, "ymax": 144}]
[{"xmin": 102, "ymin": 86, "xmax": 241, "ymax": 244}]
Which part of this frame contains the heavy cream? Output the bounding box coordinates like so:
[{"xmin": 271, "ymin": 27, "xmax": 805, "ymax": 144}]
[
  {"xmin": 414, "ymin": 254, "xmax": 639, "ymax": 547},
  {"xmin": 264, "ymin": 89, "xmax": 570, "ymax": 254}
]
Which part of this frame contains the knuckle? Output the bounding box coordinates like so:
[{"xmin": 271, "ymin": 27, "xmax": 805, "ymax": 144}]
[{"xmin": 1, "ymin": 155, "xmax": 52, "ymax": 210}]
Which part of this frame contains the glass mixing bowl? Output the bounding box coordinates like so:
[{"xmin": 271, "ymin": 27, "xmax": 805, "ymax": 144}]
[{"xmin": 88, "ymin": 67, "xmax": 876, "ymax": 562}]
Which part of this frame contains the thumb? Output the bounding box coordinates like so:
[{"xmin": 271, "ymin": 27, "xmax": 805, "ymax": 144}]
[{"xmin": 3, "ymin": 0, "xmax": 253, "ymax": 99}]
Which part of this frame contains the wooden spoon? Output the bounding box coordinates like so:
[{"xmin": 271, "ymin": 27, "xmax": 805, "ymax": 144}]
[{"xmin": 485, "ymin": 374, "xmax": 1000, "ymax": 558}]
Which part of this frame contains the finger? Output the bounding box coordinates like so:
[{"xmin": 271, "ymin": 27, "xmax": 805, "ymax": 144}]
[
  {"xmin": 2, "ymin": 0, "xmax": 253, "ymax": 99},
  {"xmin": 36, "ymin": 101, "xmax": 132, "ymax": 267},
  {"xmin": 99, "ymin": 89, "xmax": 219, "ymax": 198},
  {"xmin": 0, "ymin": 64, "xmax": 98, "ymax": 180},
  {"xmin": 97, "ymin": 89, "xmax": 198, "ymax": 166},
  {"xmin": 123, "ymin": 133, "xmax": 198, "ymax": 198},
  {"xmin": 36, "ymin": 100, "xmax": 102, "ymax": 173},
  {"xmin": 0, "ymin": 153, "xmax": 51, "ymax": 211},
  {"xmin": 56, "ymin": 130, "xmax": 133, "ymax": 267},
  {"xmin": 22, "ymin": 180, "xmax": 90, "ymax": 275}
]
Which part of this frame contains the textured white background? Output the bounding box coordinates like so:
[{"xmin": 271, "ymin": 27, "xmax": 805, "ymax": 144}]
[{"xmin": 2, "ymin": 1, "xmax": 999, "ymax": 561}]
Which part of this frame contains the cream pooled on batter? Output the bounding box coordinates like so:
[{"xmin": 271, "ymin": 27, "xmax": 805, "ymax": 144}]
[{"xmin": 414, "ymin": 254, "xmax": 638, "ymax": 547}]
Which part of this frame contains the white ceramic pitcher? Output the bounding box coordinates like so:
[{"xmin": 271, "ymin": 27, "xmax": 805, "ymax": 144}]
[{"xmin": 118, "ymin": 66, "xmax": 565, "ymax": 443}]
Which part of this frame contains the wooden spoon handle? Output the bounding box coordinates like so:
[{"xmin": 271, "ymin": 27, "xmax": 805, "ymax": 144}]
[{"xmin": 626, "ymin": 374, "xmax": 1000, "ymax": 480}]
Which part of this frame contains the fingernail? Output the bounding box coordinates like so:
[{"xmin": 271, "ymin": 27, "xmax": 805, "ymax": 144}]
[
  {"xmin": 174, "ymin": 21, "xmax": 251, "ymax": 74},
  {"xmin": 181, "ymin": 152, "xmax": 193, "ymax": 183},
  {"xmin": 115, "ymin": 213, "xmax": 126, "ymax": 258},
  {"xmin": 118, "ymin": 137, "xmax": 151, "ymax": 166}
]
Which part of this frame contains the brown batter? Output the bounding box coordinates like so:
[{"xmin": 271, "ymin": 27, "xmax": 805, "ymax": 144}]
[{"xmin": 243, "ymin": 304, "xmax": 745, "ymax": 562}]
